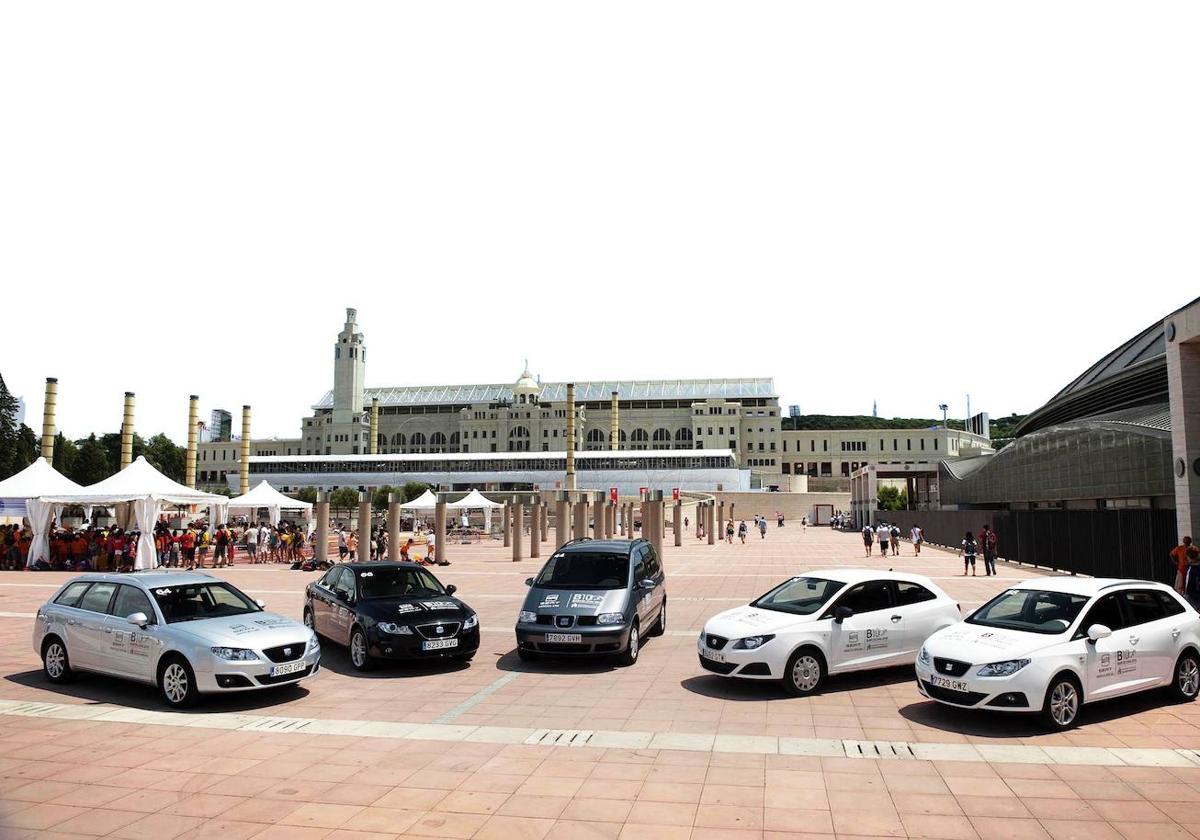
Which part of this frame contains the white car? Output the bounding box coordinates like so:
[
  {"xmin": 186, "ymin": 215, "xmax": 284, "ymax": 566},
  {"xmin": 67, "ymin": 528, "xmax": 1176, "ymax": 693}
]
[
  {"xmin": 698, "ymin": 569, "xmax": 961, "ymax": 695},
  {"xmin": 33, "ymin": 572, "xmax": 320, "ymax": 708},
  {"xmin": 916, "ymin": 578, "xmax": 1200, "ymax": 730}
]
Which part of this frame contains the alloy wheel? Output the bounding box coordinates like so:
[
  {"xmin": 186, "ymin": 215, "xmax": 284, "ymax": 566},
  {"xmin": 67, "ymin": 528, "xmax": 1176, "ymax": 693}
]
[
  {"xmin": 45, "ymin": 643, "xmax": 65, "ymax": 679},
  {"xmin": 1050, "ymin": 681, "xmax": 1078, "ymax": 726},
  {"xmin": 1180, "ymin": 658, "xmax": 1200, "ymax": 697},
  {"xmin": 792, "ymin": 655, "xmax": 821, "ymax": 693},
  {"xmin": 163, "ymin": 663, "xmax": 189, "ymax": 704},
  {"xmin": 351, "ymin": 632, "xmax": 366, "ymax": 668}
]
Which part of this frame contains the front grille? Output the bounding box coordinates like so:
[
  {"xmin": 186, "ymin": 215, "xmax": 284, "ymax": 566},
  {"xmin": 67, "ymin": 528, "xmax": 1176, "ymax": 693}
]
[
  {"xmin": 537, "ymin": 642, "xmax": 590, "ymax": 653},
  {"xmin": 933, "ymin": 658, "xmax": 971, "ymax": 677},
  {"xmin": 706, "ymin": 634, "xmax": 729, "ymax": 651},
  {"xmin": 255, "ymin": 665, "xmax": 314, "ymax": 685},
  {"xmin": 262, "ymin": 643, "xmax": 307, "ymax": 663},
  {"xmin": 700, "ymin": 656, "xmax": 737, "ymax": 675},
  {"xmin": 554, "ymin": 615, "xmax": 575, "ymax": 629},
  {"xmin": 921, "ymin": 680, "xmax": 987, "ymax": 706},
  {"xmin": 535, "ymin": 615, "xmax": 554, "ymax": 625},
  {"xmin": 577, "ymin": 616, "xmax": 598, "ymax": 626},
  {"xmin": 415, "ymin": 622, "xmax": 460, "ymax": 640}
]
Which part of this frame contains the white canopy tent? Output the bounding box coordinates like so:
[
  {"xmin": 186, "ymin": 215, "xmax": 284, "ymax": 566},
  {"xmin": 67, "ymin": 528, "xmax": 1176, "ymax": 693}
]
[
  {"xmin": 446, "ymin": 488, "xmax": 503, "ymax": 532},
  {"xmin": 400, "ymin": 489, "xmax": 438, "ymax": 511},
  {"xmin": 0, "ymin": 459, "xmax": 86, "ymax": 568},
  {"xmin": 227, "ymin": 480, "xmax": 313, "ymax": 526},
  {"xmin": 40, "ymin": 456, "xmax": 224, "ymax": 570}
]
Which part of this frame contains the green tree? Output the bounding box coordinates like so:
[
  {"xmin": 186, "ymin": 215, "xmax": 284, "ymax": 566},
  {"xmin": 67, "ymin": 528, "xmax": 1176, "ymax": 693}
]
[
  {"xmin": 70, "ymin": 434, "xmax": 111, "ymax": 485},
  {"xmin": 143, "ymin": 433, "xmax": 186, "ymax": 482},
  {"xmin": 372, "ymin": 485, "xmax": 396, "ymax": 511},
  {"xmin": 51, "ymin": 432, "xmax": 78, "ymax": 477},
  {"xmin": 400, "ymin": 481, "xmax": 431, "ymax": 503},
  {"xmin": 877, "ymin": 485, "xmax": 907, "ymax": 511},
  {"xmin": 99, "ymin": 431, "xmax": 146, "ymax": 472},
  {"xmin": 329, "ymin": 487, "xmax": 360, "ymax": 517},
  {"xmin": 293, "ymin": 487, "xmax": 318, "ymax": 504},
  {"xmin": 0, "ymin": 372, "xmax": 24, "ymax": 480}
]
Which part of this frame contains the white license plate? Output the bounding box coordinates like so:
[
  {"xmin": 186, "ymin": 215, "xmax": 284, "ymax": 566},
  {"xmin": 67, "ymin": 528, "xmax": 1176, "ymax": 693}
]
[
  {"xmin": 545, "ymin": 633, "xmax": 582, "ymax": 643},
  {"xmin": 929, "ymin": 674, "xmax": 970, "ymax": 692},
  {"xmin": 701, "ymin": 649, "xmax": 727, "ymax": 664},
  {"xmin": 421, "ymin": 638, "xmax": 459, "ymax": 651},
  {"xmin": 270, "ymin": 661, "xmax": 306, "ymax": 677}
]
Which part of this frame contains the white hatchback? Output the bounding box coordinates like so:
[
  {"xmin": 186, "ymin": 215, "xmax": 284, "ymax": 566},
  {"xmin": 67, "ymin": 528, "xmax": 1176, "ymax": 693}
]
[
  {"xmin": 698, "ymin": 569, "xmax": 961, "ymax": 695},
  {"xmin": 916, "ymin": 578, "xmax": 1200, "ymax": 730}
]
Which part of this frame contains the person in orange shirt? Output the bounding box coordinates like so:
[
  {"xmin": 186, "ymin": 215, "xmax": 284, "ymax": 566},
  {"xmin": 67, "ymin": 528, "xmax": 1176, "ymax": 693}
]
[{"xmin": 1172, "ymin": 536, "xmax": 1197, "ymax": 595}]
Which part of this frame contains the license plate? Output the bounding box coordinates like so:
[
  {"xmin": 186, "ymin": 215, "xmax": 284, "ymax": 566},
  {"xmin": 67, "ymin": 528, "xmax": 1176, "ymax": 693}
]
[
  {"xmin": 545, "ymin": 633, "xmax": 582, "ymax": 643},
  {"xmin": 701, "ymin": 649, "xmax": 727, "ymax": 664},
  {"xmin": 270, "ymin": 661, "xmax": 306, "ymax": 677},
  {"xmin": 929, "ymin": 674, "xmax": 970, "ymax": 692},
  {"xmin": 421, "ymin": 638, "xmax": 459, "ymax": 651}
]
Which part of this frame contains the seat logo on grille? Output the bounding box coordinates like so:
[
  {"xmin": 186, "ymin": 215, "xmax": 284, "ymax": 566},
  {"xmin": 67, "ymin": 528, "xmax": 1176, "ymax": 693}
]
[
  {"xmin": 943, "ymin": 663, "xmax": 952, "ymax": 672},
  {"xmin": 436, "ymin": 626, "xmax": 444, "ymax": 635},
  {"xmin": 283, "ymin": 647, "xmax": 292, "ymax": 657},
  {"xmin": 557, "ymin": 616, "xmax": 572, "ymax": 627}
]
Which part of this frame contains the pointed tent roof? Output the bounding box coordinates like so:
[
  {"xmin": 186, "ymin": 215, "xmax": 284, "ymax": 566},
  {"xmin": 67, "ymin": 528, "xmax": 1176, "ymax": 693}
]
[
  {"xmin": 400, "ymin": 489, "xmax": 438, "ymax": 510},
  {"xmin": 0, "ymin": 458, "xmax": 86, "ymax": 499},
  {"xmin": 446, "ymin": 489, "xmax": 503, "ymax": 509},
  {"xmin": 227, "ymin": 481, "xmax": 313, "ymax": 511},
  {"xmin": 40, "ymin": 456, "xmax": 225, "ymax": 505}
]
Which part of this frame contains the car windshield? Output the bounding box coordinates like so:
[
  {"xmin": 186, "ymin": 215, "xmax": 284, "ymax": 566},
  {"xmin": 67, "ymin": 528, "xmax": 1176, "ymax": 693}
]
[
  {"xmin": 533, "ymin": 552, "xmax": 628, "ymax": 590},
  {"xmin": 752, "ymin": 577, "xmax": 845, "ymax": 615},
  {"xmin": 357, "ymin": 567, "xmax": 445, "ymax": 599},
  {"xmin": 150, "ymin": 582, "xmax": 261, "ymax": 623},
  {"xmin": 967, "ymin": 588, "xmax": 1089, "ymax": 635}
]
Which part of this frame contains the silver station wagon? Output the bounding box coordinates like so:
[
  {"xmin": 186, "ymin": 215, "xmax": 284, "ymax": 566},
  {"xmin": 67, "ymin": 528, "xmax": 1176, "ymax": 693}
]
[{"xmin": 33, "ymin": 572, "xmax": 320, "ymax": 707}]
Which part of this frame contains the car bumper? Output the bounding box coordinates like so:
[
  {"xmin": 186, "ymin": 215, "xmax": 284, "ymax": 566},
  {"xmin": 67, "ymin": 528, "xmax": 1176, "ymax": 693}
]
[
  {"xmin": 198, "ymin": 648, "xmax": 323, "ymax": 692},
  {"xmin": 370, "ymin": 627, "xmax": 480, "ymax": 660},
  {"xmin": 697, "ymin": 638, "xmax": 778, "ymax": 679},
  {"xmin": 515, "ymin": 624, "xmax": 631, "ymax": 655},
  {"xmin": 914, "ymin": 663, "xmax": 1037, "ymax": 711}
]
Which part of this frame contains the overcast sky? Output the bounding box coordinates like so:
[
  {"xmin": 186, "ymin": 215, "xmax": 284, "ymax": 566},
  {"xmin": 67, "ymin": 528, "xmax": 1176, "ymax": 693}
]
[{"xmin": 2, "ymin": 2, "xmax": 1196, "ymax": 443}]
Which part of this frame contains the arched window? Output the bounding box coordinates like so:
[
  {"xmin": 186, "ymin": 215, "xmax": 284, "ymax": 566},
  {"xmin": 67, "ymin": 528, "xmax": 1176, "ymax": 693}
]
[
  {"xmin": 652, "ymin": 428, "xmax": 671, "ymax": 446},
  {"xmin": 449, "ymin": 431, "xmax": 460, "ymax": 453},
  {"xmin": 391, "ymin": 432, "xmax": 406, "ymax": 447},
  {"xmin": 430, "ymin": 432, "xmax": 447, "ymax": 452},
  {"xmin": 508, "ymin": 426, "xmax": 530, "ymax": 452},
  {"xmin": 410, "ymin": 432, "xmax": 426, "ymax": 453},
  {"xmin": 630, "ymin": 428, "xmax": 649, "ymax": 450},
  {"xmin": 377, "ymin": 433, "xmax": 387, "ymax": 452},
  {"xmin": 674, "ymin": 427, "xmax": 694, "ymax": 449},
  {"xmin": 586, "ymin": 428, "xmax": 605, "ymax": 450}
]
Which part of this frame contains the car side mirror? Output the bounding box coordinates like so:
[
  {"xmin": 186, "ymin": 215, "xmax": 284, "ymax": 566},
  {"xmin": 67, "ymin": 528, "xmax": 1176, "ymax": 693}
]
[
  {"xmin": 126, "ymin": 612, "xmax": 149, "ymax": 628},
  {"xmin": 639, "ymin": 579, "xmax": 657, "ymax": 590},
  {"xmin": 446, "ymin": 584, "xmax": 457, "ymax": 595},
  {"xmin": 834, "ymin": 606, "xmax": 854, "ymax": 624},
  {"xmin": 524, "ymin": 577, "xmax": 534, "ymax": 587},
  {"xmin": 255, "ymin": 599, "xmax": 265, "ymax": 608},
  {"xmin": 1087, "ymin": 624, "xmax": 1112, "ymax": 643}
]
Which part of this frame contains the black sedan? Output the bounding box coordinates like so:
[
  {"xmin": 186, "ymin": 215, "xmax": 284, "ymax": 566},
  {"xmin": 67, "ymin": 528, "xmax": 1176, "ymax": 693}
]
[{"xmin": 303, "ymin": 562, "xmax": 479, "ymax": 671}]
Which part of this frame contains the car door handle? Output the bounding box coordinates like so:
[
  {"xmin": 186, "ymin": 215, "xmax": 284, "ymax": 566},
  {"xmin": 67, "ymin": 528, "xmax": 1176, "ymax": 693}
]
[
  {"xmin": 104, "ymin": 627, "xmax": 113, "ymax": 634},
  {"xmin": 1128, "ymin": 636, "xmax": 1140, "ymax": 645},
  {"xmin": 890, "ymin": 615, "xmax": 902, "ymax": 623},
  {"xmin": 67, "ymin": 619, "xmax": 78, "ymax": 626},
  {"xmin": 1173, "ymin": 629, "xmax": 1182, "ymax": 639}
]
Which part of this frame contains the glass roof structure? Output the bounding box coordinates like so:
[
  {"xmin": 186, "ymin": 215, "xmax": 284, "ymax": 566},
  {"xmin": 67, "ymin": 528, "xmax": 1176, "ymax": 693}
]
[{"xmin": 312, "ymin": 378, "xmax": 776, "ymax": 410}]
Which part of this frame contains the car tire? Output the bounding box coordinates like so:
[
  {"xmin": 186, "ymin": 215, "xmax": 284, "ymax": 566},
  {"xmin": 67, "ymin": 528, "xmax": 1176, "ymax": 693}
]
[
  {"xmin": 349, "ymin": 626, "xmax": 374, "ymax": 672},
  {"xmin": 1039, "ymin": 673, "xmax": 1082, "ymax": 731},
  {"xmin": 158, "ymin": 655, "xmax": 200, "ymax": 708},
  {"xmin": 302, "ymin": 607, "xmax": 318, "ymax": 638},
  {"xmin": 1171, "ymin": 651, "xmax": 1200, "ymax": 702},
  {"xmin": 650, "ymin": 600, "xmax": 667, "ymax": 637},
  {"xmin": 517, "ymin": 648, "xmax": 539, "ymax": 663},
  {"xmin": 42, "ymin": 636, "xmax": 74, "ymax": 684},
  {"xmin": 617, "ymin": 620, "xmax": 641, "ymax": 667},
  {"xmin": 783, "ymin": 647, "xmax": 825, "ymax": 696}
]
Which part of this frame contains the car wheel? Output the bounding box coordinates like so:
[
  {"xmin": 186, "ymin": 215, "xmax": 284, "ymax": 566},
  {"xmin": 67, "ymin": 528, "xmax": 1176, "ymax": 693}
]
[
  {"xmin": 517, "ymin": 648, "xmax": 539, "ymax": 663},
  {"xmin": 303, "ymin": 608, "xmax": 318, "ymax": 638},
  {"xmin": 42, "ymin": 636, "xmax": 74, "ymax": 684},
  {"xmin": 617, "ymin": 621, "xmax": 641, "ymax": 667},
  {"xmin": 159, "ymin": 655, "xmax": 199, "ymax": 708},
  {"xmin": 650, "ymin": 600, "xmax": 667, "ymax": 637},
  {"xmin": 349, "ymin": 627, "xmax": 373, "ymax": 672},
  {"xmin": 783, "ymin": 647, "xmax": 825, "ymax": 696},
  {"xmin": 1171, "ymin": 651, "xmax": 1200, "ymax": 702},
  {"xmin": 1040, "ymin": 674, "xmax": 1082, "ymax": 730}
]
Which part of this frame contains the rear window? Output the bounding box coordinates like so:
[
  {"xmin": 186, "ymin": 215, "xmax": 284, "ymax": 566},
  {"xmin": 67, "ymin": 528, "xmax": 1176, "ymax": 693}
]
[
  {"xmin": 54, "ymin": 581, "xmax": 92, "ymax": 608},
  {"xmin": 534, "ymin": 552, "xmax": 629, "ymax": 590},
  {"xmin": 896, "ymin": 582, "xmax": 937, "ymax": 606},
  {"xmin": 78, "ymin": 582, "xmax": 117, "ymax": 613}
]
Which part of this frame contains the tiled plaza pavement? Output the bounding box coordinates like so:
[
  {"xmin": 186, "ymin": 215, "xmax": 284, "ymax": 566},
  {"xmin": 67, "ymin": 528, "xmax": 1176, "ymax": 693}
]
[{"xmin": 3, "ymin": 524, "xmax": 1200, "ymax": 839}]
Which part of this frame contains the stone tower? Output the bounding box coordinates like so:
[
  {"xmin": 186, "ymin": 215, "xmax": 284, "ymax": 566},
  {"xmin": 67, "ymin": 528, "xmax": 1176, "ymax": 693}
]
[{"xmin": 333, "ymin": 307, "xmax": 366, "ymax": 426}]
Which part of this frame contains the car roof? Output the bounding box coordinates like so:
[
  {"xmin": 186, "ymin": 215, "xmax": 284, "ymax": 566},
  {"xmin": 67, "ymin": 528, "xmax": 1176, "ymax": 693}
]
[
  {"xmin": 1009, "ymin": 577, "xmax": 1171, "ymax": 597},
  {"xmin": 65, "ymin": 571, "xmax": 221, "ymax": 589},
  {"xmin": 556, "ymin": 539, "xmax": 643, "ymax": 555},
  {"xmin": 343, "ymin": 562, "xmax": 428, "ymax": 572},
  {"xmin": 798, "ymin": 568, "xmax": 940, "ymax": 587}
]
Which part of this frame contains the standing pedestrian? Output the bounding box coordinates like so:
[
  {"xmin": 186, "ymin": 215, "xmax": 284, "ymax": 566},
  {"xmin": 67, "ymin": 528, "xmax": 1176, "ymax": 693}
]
[
  {"xmin": 980, "ymin": 524, "xmax": 998, "ymax": 576},
  {"xmin": 862, "ymin": 523, "xmax": 874, "ymax": 556},
  {"xmin": 1172, "ymin": 536, "xmax": 1197, "ymax": 594},
  {"xmin": 890, "ymin": 523, "xmax": 901, "ymax": 556},
  {"xmin": 876, "ymin": 521, "xmax": 890, "ymax": 556},
  {"xmin": 726, "ymin": 519, "xmax": 734, "ymax": 544},
  {"xmin": 337, "ymin": 527, "xmax": 348, "ymax": 562},
  {"xmin": 960, "ymin": 531, "xmax": 978, "ymax": 576},
  {"xmin": 758, "ymin": 517, "xmax": 767, "ymax": 539},
  {"xmin": 738, "ymin": 520, "xmax": 747, "ymax": 543},
  {"xmin": 910, "ymin": 524, "xmax": 923, "ymax": 556}
]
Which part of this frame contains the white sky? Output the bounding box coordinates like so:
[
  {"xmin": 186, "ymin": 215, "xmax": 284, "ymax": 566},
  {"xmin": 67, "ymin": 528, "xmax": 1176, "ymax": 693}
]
[{"xmin": 2, "ymin": 2, "xmax": 1196, "ymax": 443}]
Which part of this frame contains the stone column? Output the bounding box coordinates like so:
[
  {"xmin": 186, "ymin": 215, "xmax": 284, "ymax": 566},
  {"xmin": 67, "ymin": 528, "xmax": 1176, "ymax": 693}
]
[
  {"xmin": 717, "ymin": 501, "xmax": 725, "ymax": 541},
  {"xmin": 674, "ymin": 499, "xmax": 683, "ymax": 546},
  {"xmin": 369, "ymin": 398, "xmax": 380, "ymax": 455},
  {"xmin": 315, "ymin": 491, "xmax": 329, "ymax": 563},
  {"xmin": 707, "ymin": 500, "xmax": 716, "ymax": 545},
  {"xmin": 594, "ymin": 492, "xmax": 607, "ymax": 539},
  {"xmin": 434, "ymin": 499, "xmax": 447, "ymax": 564},
  {"xmin": 651, "ymin": 491, "xmax": 665, "ymax": 559},
  {"xmin": 512, "ymin": 500, "xmax": 524, "ymax": 562},
  {"xmin": 605, "ymin": 502, "xmax": 614, "ymax": 538},
  {"xmin": 530, "ymin": 496, "xmax": 541, "ymax": 559},
  {"xmin": 573, "ymin": 496, "xmax": 588, "ymax": 542},
  {"xmin": 40, "ymin": 377, "xmax": 57, "ymax": 463},
  {"xmin": 239, "ymin": 404, "xmax": 252, "ymax": 495},
  {"xmin": 387, "ymin": 492, "xmax": 401, "ymax": 561},
  {"xmin": 696, "ymin": 503, "xmax": 703, "ymax": 539},
  {"xmin": 120, "ymin": 391, "xmax": 135, "ymax": 470},
  {"xmin": 185, "ymin": 394, "xmax": 199, "ymax": 488},
  {"xmin": 358, "ymin": 491, "xmax": 372, "ymax": 549},
  {"xmin": 540, "ymin": 502, "xmax": 549, "ymax": 542},
  {"xmin": 503, "ymin": 503, "xmax": 511, "ymax": 547},
  {"xmin": 555, "ymin": 492, "xmax": 570, "ymax": 548}
]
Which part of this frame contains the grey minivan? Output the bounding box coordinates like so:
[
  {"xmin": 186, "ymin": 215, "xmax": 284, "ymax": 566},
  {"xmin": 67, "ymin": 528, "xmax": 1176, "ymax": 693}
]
[{"xmin": 515, "ymin": 538, "xmax": 666, "ymax": 665}]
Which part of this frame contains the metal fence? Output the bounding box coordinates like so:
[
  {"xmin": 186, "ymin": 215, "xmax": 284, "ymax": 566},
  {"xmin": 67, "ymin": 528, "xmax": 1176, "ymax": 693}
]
[{"xmin": 874, "ymin": 508, "xmax": 1178, "ymax": 583}]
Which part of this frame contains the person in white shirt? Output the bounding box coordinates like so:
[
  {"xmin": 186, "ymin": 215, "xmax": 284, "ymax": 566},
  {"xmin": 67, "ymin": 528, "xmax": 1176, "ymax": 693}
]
[
  {"xmin": 244, "ymin": 525, "xmax": 259, "ymax": 562},
  {"xmin": 876, "ymin": 522, "xmax": 890, "ymax": 555},
  {"xmin": 911, "ymin": 525, "xmax": 923, "ymax": 555}
]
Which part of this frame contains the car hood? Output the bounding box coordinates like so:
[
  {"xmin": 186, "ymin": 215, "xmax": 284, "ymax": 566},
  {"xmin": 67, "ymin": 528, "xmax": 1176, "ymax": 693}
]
[
  {"xmin": 357, "ymin": 596, "xmax": 470, "ymax": 621},
  {"xmin": 521, "ymin": 587, "xmax": 628, "ymax": 616},
  {"xmin": 171, "ymin": 611, "xmax": 311, "ymax": 649},
  {"xmin": 924, "ymin": 622, "xmax": 1066, "ymax": 663},
  {"xmin": 704, "ymin": 605, "xmax": 813, "ymax": 637}
]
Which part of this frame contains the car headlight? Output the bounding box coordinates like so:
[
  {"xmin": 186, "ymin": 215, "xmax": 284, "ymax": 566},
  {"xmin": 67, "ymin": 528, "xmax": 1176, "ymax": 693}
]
[
  {"xmin": 462, "ymin": 613, "xmax": 478, "ymax": 630},
  {"xmin": 308, "ymin": 632, "xmax": 320, "ymax": 651},
  {"xmin": 597, "ymin": 613, "xmax": 625, "ymax": 625},
  {"xmin": 918, "ymin": 647, "xmax": 931, "ymax": 666},
  {"xmin": 211, "ymin": 647, "xmax": 258, "ymax": 661},
  {"xmin": 732, "ymin": 634, "xmax": 775, "ymax": 650},
  {"xmin": 518, "ymin": 611, "xmax": 538, "ymax": 624},
  {"xmin": 376, "ymin": 622, "xmax": 413, "ymax": 635},
  {"xmin": 976, "ymin": 658, "xmax": 1030, "ymax": 677}
]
